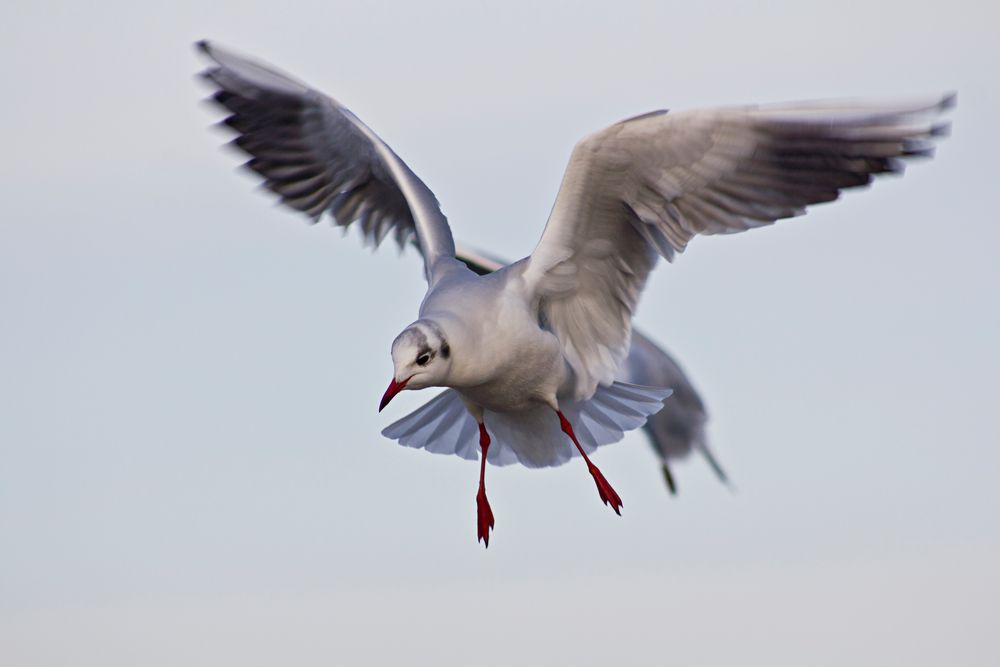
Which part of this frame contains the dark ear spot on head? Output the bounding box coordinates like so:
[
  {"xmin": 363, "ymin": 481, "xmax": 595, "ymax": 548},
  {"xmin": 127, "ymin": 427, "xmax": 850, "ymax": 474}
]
[{"xmin": 441, "ymin": 341, "xmax": 450, "ymax": 359}]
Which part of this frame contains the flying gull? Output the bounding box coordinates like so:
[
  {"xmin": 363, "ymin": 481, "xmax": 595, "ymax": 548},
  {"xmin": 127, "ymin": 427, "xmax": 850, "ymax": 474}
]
[{"xmin": 197, "ymin": 40, "xmax": 952, "ymax": 546}]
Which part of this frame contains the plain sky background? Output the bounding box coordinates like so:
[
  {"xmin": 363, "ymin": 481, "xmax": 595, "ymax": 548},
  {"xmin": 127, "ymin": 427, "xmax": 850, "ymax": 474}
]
[{"xmin": 2, "ymin": 0, "xmax": 998, "ymax": 665}]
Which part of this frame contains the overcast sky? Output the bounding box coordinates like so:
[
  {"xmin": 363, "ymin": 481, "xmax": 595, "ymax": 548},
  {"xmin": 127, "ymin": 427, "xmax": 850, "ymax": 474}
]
[{"xmin": 2, "ymin": 1, "xmax": 998, "ymax": 665}]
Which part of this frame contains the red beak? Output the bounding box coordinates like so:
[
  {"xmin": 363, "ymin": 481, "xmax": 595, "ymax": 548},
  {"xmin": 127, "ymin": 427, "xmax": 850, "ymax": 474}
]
[{"xmin": 379, "ymin": 376, "xmax": 410, "ymax": 412}]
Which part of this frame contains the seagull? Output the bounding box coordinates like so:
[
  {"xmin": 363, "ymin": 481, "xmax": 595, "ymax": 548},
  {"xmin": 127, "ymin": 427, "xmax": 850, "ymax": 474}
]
[{"xmin": 197, "ymin": 40, "xmax": 952, "ymax": 547}]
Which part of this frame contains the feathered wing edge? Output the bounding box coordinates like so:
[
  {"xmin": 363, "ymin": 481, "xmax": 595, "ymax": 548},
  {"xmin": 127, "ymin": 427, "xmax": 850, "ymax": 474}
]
[
  {"xmin": 381, "ymin": 382, "xmax": 672, "ymax": 468},
  {"xmin": 196, "ymin": 40, "xmax": 457, "ymax": 283}
]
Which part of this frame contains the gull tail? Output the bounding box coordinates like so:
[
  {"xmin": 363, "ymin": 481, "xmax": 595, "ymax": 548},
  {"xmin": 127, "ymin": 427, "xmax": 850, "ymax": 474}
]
[{"xmin": 381, "ymin": 382, "xmax": 672, "ymax": 469}]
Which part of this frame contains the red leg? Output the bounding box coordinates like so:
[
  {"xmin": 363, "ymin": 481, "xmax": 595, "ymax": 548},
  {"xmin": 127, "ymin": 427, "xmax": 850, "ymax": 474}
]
[
  {"xmin": 557, "ymin": 410, "xmax": 623, "ymax": 515},
  {"xmin": 476, "ymin": 422, "xmax": 496, "ymax": 547}
]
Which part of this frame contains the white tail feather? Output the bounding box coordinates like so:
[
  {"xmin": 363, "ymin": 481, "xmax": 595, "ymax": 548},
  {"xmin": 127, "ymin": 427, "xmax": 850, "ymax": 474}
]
[{"xmin": 381, "ymin": 382, "xmax": 672, "ymax": 469}]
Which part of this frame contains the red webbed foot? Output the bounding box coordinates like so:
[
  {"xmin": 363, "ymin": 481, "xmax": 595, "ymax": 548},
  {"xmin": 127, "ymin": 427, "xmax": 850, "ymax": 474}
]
[
  {"xmin": 586, "ymin": 461, "xmax": 623, "ymax": 515},
  {"xmin": 476, "ymin": 486, "xmax": 495, "ymax": 547}
]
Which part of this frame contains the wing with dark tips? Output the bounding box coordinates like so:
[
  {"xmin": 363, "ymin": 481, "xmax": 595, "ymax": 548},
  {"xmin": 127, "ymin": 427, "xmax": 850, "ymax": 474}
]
[
  {"xmin": 523, "ymin": 94, "xmax": 955, "ymax": 399},
  {"xmin": 197, "ymin": 40, "xmax": 456, "ymax": 282}
]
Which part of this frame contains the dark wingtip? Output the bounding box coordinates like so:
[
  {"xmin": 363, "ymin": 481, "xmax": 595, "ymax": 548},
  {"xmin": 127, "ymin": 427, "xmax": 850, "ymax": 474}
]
[
  {"xmin": 939, "ymin": 91, "xmax": 958, "ymax": 111},
  {"xmin": 930, "ymin": 122, "xmax": 952, "ymax": 138},
  {"xmin": 699, "ymin": 443, "xmax": 731, "ymax": 488},
  {"xmin": 661, "ymin": 463, "xmax": 678, "ymax": 496},
  {"xmin": 195, "ymin": 39, "xmax": 212, "ymax": 55}
]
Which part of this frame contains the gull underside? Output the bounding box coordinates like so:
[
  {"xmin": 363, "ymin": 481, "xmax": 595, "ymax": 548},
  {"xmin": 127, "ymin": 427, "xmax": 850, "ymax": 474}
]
[{"xmin": 382, "ymin": 382, "xmax": 672, "ymax": 468}]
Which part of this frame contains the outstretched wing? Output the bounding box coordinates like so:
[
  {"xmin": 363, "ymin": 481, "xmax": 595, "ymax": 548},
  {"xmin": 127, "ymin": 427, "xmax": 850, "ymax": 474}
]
[
  {"xmin": 197, "ymin": 41, "xmax": 456, "ymax": 282},
  {"xmin": 523, "ymin": 95, "xmax": 954, "ymax": 398}
]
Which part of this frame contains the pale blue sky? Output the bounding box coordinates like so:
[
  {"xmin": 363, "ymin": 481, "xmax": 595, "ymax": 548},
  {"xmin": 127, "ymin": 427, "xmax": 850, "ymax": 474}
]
[{"xmin": 2, "ymin": 1, "xmax": 998, "ymax": 665}]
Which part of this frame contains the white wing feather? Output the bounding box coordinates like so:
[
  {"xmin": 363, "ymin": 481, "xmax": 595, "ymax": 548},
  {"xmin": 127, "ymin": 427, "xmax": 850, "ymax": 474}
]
[{"xmin": 523, "ymin": 95, "xmax": 954, "ymax": 398}]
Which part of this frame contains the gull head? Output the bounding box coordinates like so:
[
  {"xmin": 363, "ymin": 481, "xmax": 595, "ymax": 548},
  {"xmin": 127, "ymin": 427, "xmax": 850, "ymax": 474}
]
[{"xmin": 379, "ymin": 319, "xmax": 454, "ymax": 411}]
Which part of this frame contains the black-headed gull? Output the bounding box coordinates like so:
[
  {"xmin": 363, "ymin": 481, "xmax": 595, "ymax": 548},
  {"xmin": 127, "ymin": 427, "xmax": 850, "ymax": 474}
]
[{"xmin": 197, "ymin": 41, "xmax": 952, "ymax": 547}]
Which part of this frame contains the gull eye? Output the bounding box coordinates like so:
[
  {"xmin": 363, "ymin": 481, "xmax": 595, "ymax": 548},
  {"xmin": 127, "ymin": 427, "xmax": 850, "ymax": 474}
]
[{"xmin": 416, "ymin": 353, "xmax": 430, "ymax": 366}]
